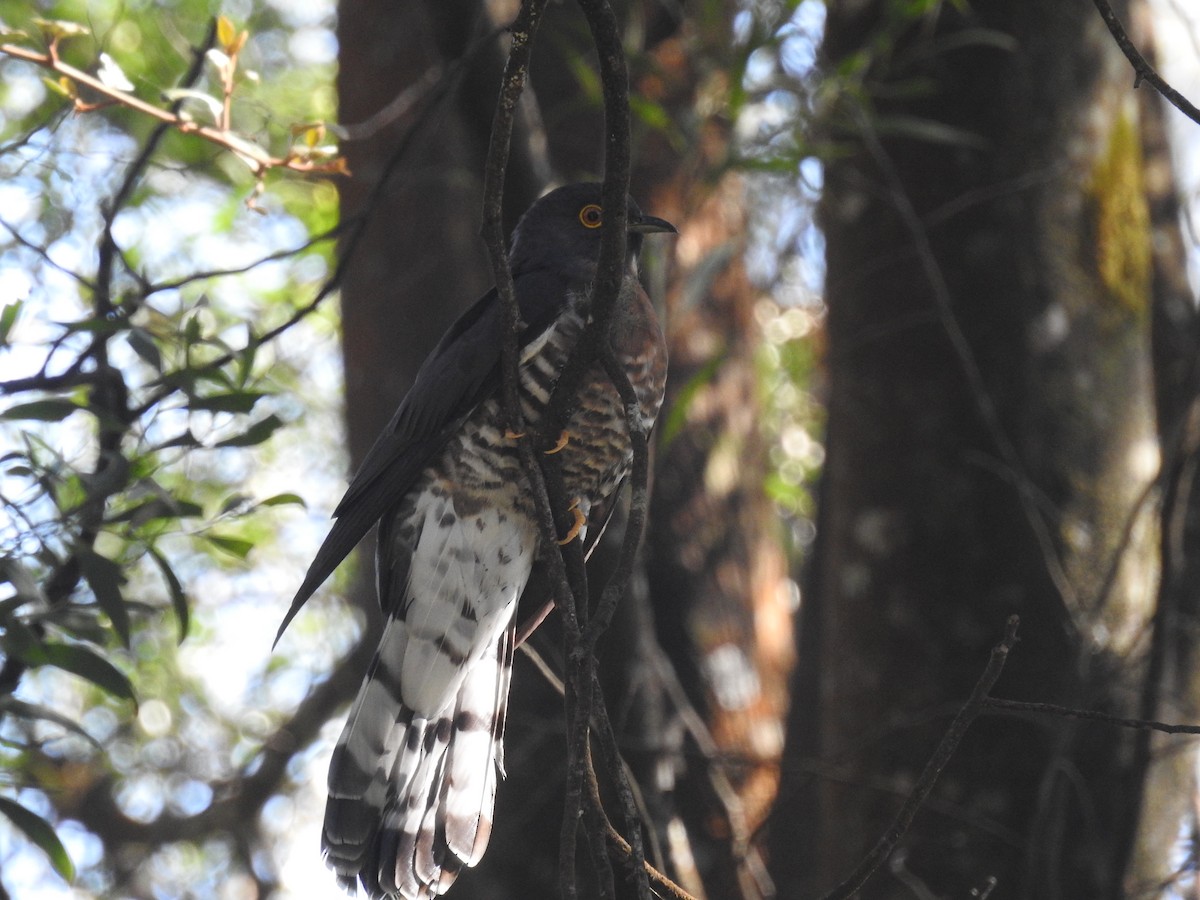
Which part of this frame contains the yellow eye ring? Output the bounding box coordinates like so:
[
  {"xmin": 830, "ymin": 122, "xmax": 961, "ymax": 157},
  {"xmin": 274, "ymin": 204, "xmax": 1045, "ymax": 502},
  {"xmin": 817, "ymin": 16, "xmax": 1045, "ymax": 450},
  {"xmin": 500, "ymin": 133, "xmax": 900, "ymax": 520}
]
[{"xmin": 579, "ymin": 204, "xmax": 603, "ymax": 228}]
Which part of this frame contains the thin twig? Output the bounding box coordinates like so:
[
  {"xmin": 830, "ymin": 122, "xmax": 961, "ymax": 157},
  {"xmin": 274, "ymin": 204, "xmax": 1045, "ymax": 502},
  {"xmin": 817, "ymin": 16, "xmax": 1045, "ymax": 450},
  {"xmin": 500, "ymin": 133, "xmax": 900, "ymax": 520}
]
[
  {"xmin": 982, "ymin": 696, "xmax": 1200, "ymax": 736},
  {"xmin": 142, "ymin": 222, "xmax": 345, "ymax": 295},
  {"xmin": 583, "ymin": 738, "xmax": 619, "ymax": 899},
  {"xmin": 567, "ymin": 6, "xmax": 653, "ymax": 898},
  {"xmin": 129, "ymin": 27, "xmax": 480, "ymax": 420},
  {"xmin": 479, "ymin": 0, "xmax": 570, "ymax": 632},
  {"xmin": 590, "ymin": 672, "xmax": 653, "ymax": 900},
  {"xmin": 33, "ymin": 25, "xmax": 225, "ymax": 614},
  {"xmin": 1091, "ymin": 0, "xmax": 1200, "ymax": 126},
  {"xmin": 855, "ymin": 108, "xmax": 1083, "ymax": 623},
  {"xmin": 476, "ymin": 3, "xmax": 595, "ymax": 896},
  {"xmin": 0, "ymin": 215, "xmax": 97, "ymax": 291},
  {"xmin": 819, "ymin": 616, "xmax": 1022, "ymax": 900},
  {"xmin": 0, "ymin": 41, "xmax": 345, "ymax": 177},
  {"xmin": 482, "ymin": 2, "xmax": 654, "ymax": 896},
  {"xmin": 516, "ymin": 645, "xmax": 697, "ymax": 899},
  {"xmin": 585, "ymin": 756, "xmax": 701, "ymax": 900}
]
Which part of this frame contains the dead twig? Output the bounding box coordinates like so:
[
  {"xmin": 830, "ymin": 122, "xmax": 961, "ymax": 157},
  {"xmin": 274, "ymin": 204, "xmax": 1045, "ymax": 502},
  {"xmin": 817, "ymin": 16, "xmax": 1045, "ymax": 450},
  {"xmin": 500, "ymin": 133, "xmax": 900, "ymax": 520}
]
[
  {"xmin": 1091, "ymin": 0, "xmax": 1200, "ymax": 126},
  {"xmin": 819, "ymin": 616, "xmax": 1022, "ymax": 900}
]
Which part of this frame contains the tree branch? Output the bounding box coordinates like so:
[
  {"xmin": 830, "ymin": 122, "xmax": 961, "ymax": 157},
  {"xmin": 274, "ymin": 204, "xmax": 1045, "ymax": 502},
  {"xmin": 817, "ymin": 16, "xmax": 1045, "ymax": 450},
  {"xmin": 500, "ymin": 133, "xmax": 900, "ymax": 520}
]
[
  {"xmin": 819, "ymin": 616, "xmax": 1021, "ymax": 900},
  {"xmin": 0, "ymin": 40, "xmax": 345, "ymax": 178},
  {"xmin": 982, "ymin": 696, "xmax": 1200, "ymax": 735},
  {"xmin": 1091, "ymin": 0, "xmax": 1200, "ymax": 126}
]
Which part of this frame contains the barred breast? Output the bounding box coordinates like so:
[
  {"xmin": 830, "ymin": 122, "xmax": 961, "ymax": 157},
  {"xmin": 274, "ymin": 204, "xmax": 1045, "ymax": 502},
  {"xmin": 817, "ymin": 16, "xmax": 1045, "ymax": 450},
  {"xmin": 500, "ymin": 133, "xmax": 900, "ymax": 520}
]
[{"xmin": 422, "ymin": 276, "xmax": 665, "ymax": 530}]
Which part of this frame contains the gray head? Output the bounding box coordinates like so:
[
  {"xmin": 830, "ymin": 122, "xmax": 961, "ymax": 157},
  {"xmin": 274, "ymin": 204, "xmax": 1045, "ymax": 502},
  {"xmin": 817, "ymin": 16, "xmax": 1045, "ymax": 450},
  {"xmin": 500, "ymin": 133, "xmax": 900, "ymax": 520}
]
[{"xmin": 509, "ymin": 182, "xmax": 676, "ymax": 281}]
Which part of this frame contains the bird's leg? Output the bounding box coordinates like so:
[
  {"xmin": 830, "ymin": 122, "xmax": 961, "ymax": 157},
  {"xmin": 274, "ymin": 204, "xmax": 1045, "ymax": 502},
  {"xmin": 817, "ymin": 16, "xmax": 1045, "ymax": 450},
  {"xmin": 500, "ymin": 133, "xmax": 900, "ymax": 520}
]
[
  {"xmin": 503, "ymin": 427, "xmax": 526, "ymax": 439},
  {"xmin": 543, "ymin": 429, "xmax": 570, "ymax": 455},
  {"xmin": 556, "ymin": 498, "xmax": 586, "ymax": 545}
]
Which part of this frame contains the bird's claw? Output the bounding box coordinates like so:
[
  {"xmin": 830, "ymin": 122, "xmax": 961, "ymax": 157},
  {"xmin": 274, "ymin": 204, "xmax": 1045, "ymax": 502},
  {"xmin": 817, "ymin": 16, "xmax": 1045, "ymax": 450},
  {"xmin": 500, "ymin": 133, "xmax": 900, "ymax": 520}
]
[
  {"xmin": 556, "ymin": 500, "xmax": 586, "ymax": 545},
  {"xmin": 504, "ymin": 427, "xmax": 526, "ymax": 440},
  {"xmin": 544, "ymin": 429, "xmax": 570, "ymax": 455}
]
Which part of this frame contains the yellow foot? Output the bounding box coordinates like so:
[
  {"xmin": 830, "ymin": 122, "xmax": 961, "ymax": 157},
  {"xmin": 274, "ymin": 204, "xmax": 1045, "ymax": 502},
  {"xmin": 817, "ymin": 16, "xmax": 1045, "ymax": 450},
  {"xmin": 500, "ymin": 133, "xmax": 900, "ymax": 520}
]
[
  {"xmin": 504, "ymin": 427, "xmax": 526, "ymax": 440},
  {"xmin": 544, "ymin": 429, "xmax": 570, "ymax": 455},
  {"xmin": 557, "ymin": 500, "xmax": 586, "ymax": 545}
]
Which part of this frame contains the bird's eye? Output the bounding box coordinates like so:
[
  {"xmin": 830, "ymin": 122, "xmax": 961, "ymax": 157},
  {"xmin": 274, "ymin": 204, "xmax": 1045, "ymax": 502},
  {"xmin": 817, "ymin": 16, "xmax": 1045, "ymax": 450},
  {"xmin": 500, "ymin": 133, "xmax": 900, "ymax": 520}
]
[{"xmin": 578, "ymin": 204, "xmax": 603, "ymax": 229}]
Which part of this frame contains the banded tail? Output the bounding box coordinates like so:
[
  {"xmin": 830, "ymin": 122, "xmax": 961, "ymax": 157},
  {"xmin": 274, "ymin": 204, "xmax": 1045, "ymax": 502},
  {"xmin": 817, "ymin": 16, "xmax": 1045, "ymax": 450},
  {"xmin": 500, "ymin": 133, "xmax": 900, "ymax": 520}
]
[{"xmin": 324, "ymin": 493, "xmax": 532, "ymax": 898}]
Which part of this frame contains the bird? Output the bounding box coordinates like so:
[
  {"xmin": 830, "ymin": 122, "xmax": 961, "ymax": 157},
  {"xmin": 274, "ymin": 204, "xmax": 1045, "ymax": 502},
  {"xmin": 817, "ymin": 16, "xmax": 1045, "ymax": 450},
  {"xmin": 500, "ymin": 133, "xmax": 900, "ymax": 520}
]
[{"xmin": 275, "ymin": 182, "xmax": 674, "ymax": 899}]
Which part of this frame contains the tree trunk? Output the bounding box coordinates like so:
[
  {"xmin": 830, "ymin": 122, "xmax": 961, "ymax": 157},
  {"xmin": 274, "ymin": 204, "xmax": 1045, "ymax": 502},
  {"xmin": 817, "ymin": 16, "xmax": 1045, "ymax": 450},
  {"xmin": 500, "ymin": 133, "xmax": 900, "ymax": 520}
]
[{"xmin": 773, "ymin": 1, "xmax": 1187, "ymax": 897}]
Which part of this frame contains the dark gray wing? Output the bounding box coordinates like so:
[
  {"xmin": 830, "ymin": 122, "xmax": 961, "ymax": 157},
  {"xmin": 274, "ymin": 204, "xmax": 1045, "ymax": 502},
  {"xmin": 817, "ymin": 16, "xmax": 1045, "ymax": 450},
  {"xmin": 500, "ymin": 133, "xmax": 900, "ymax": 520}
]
[{"xmin": 274, "ymin": 268, "xmax": 574, "ymax": 644}]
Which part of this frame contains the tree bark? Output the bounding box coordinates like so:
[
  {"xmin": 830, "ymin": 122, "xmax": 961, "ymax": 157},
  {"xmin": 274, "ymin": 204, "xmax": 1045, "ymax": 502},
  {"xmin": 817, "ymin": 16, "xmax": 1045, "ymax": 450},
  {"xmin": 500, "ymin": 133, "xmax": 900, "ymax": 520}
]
[{"xmin": 773, "ymin": 1, "xmax": 1185, "ymax": 897}]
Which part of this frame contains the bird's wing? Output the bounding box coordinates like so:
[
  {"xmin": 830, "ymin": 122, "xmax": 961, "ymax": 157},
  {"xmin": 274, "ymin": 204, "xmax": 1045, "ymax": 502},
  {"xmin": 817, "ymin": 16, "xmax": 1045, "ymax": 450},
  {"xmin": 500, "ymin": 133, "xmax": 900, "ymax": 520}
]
[{"xmin": 274, "ymin": 268, "xmax": 573, "ymax": 644}]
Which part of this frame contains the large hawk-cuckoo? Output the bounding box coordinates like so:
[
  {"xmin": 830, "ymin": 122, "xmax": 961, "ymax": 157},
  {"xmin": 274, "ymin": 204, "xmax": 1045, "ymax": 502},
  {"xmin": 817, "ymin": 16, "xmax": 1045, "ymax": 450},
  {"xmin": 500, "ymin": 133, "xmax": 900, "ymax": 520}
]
[{"xmin": 276, "ymin": 183, "xmax": 674, "ymax": 898}]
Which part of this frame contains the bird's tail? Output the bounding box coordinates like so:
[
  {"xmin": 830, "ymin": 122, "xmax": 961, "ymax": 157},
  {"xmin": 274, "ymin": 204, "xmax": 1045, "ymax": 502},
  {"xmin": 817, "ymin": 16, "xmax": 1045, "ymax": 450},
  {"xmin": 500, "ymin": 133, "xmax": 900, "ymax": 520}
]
[{"xmin": 323, "ymin": 614, "xmax": 515, "ymax": 899}]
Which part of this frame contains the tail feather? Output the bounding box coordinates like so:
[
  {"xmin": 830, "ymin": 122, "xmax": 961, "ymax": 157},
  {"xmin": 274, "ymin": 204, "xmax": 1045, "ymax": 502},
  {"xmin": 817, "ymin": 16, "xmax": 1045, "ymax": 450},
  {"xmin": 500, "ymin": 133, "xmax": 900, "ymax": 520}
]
[
  {"xmin": 324, "ymin": 619, "xmax": 415, "ymax": 876},
  {"xmin": 440, "ymin": 626, "xmax": 511, "ymax": 864},
  {"xmin": 323, "ymin": 612, "xmax": 522, "ymax": 898},
  {"xmin": 323, "ymin": 492, "xmax": 534, "ymax": 898}
]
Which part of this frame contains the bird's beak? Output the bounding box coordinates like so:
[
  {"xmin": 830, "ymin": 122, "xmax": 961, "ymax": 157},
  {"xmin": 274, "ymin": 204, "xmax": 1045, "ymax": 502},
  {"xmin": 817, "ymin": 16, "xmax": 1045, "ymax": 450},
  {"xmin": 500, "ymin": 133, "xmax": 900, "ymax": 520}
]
[{"xmin": 628, "ymin": 214, "xmax": 677, "ymax": 235}]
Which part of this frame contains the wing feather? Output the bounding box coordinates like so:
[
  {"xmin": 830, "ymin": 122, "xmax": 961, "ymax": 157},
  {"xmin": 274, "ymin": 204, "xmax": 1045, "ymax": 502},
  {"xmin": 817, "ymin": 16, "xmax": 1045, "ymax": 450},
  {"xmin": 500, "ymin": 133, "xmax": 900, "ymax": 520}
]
[{"xmin": 275, "ymin": 268, "xmax": 574, "ymax": 643}]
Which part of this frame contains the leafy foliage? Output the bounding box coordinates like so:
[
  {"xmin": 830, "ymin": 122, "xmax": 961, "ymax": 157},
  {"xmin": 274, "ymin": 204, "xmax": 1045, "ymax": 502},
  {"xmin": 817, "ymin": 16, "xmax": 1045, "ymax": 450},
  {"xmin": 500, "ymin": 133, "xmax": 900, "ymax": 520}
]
[{"xmin": 0, "ymin": 2, "xmax": 343, "ymax": 893}]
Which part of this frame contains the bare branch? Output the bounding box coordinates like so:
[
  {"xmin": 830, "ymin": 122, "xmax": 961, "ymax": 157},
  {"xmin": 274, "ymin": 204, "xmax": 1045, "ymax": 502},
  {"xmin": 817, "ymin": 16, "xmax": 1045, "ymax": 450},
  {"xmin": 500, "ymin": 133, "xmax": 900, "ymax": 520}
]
[
  {"xmin": 98, "ymin": 19, "xmax": 218, "ymax": 315},
  {"xmin": 143, "ymin": 223, "xmax": 344, "ymax": 295},
  {"xmin": 819, "ymin": 616, "xmax": 1021, "ymax": 900},
  {"xmin": 854, "ymin": 108, "xmax": 1084, "ymax": 625},
  {"xmin": 983, "ymin": 696, "xmax": 1200, "ymax": 736},
  {"xmin": 1091, "ymin": 0, "xmax": 1200, "ymax": 126},
  {"xmin": 0, "ymin": 215, "xmax": 96, "ymax": 291},
  {"xmin": 518, "ymin": 642, "xmax": 699, "ymax": 900},
  {"xmin": 481, "ymin": 2, "xmax": 655, "ymax": 896}
]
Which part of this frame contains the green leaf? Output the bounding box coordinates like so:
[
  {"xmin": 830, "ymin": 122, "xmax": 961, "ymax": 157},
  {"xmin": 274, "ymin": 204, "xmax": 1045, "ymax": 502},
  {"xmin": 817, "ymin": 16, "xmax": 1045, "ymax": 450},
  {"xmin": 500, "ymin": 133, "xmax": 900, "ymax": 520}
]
[
  {"xmin": 147, "ymin": 547, "xmax": 188, "ymax": 642},
  {"xmin": 236, "ymin": 339, "xmax": 258, "ymax": 387},
  {"xmin": 77, "ymin": 550, "xmax": 131, "ymax": 648},
  {"xmin": 127, "ymin": 327, "xmax": 162, "ymax": 371},
  {"xmin": 260, "ymin": 492, "xmax": 306, "ymax": 508},
  {"xmin": 42, "ymin": 76, "xmax": 76, "ymax": 100},
  {"xmin": 57, "ymin": 315, "xmax": 124, "ymax": 335},
  {"xmin": 205, "ymin": 534, "xmax": 254, "ymax": 559},
  {"xmin": 1, "ymin": 615, "xmax": 42, "ymax": 655},
  {"xmin": 189, "ymin": 391, "xmax": 266, "ymax": 414},
  {"xmin": 107, "ymin": 496, "xmax": 204, "ymax": 525},
  {"xmin": 184, "ymin": 314, "xmax": 202, "ymax": 344},
  {"xmin": 0, "ymin": 300, "xmax": 22, "ymax": 345},
  {"xmin": 659, "ymin": 354, "xmax": 724, "ymax": 447},
  {"xmin": 873, "ymin": 114, "xmax": 989, "ymax": 150},
  {"xmin": 32, "ymin": 17, "xmax": 90, "ymax": 40},
  {"xmin": 0, "ymin": 697, "xmax": 102, "ymax": 750},
  {"xmin": 1, "ymin": 399, "xmax": 79, "ymax": 422},
  {"xmin": 30, "ymin": 643, "xmax": 136, "ymax": 705},
  {"xmin": 214, "ymin": 414, "xmax": 283, "ymax": 448},
  {"xmin": 0, "ymin": 796, "xmax": 75, "ymax": 882},
  {"xmin": 629, "ymin": 95, "xmax": 671, "ymax": 132},
  {"xmin": 219, "ymin": 493, "xmax": 252, "ymax": 515}
]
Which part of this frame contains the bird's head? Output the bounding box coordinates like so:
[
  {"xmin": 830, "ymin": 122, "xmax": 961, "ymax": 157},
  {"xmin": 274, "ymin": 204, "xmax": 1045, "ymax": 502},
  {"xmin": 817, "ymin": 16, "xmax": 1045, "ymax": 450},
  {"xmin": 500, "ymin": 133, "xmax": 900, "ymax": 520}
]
[{"xmin": 509, "ymin": 182, "xmax": 676, "ymax": 282}]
